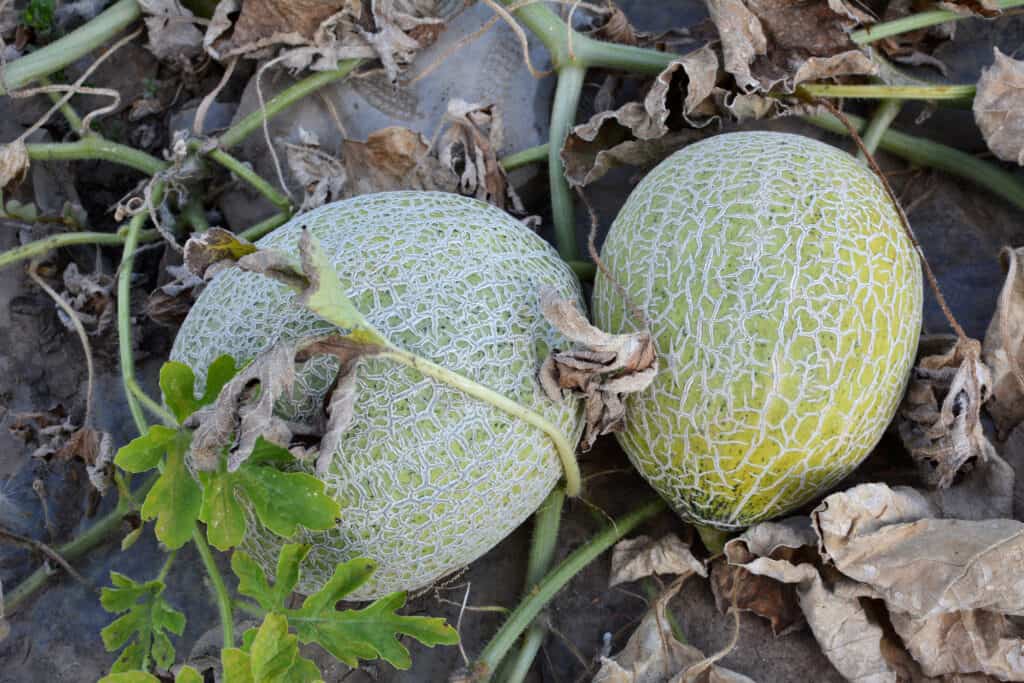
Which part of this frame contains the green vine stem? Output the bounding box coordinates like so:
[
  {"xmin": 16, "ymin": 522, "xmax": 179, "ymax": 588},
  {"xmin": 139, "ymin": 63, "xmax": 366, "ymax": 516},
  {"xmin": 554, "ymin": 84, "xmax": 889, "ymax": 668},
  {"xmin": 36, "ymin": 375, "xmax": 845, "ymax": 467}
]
[
  {"xmin": 217, "ymin": 60, "xmax": 361, "ymax": 150},
  {"xmin": 0, "ymin": 0, "xmax": 142, "ymax": 96},
  {"xmin": 42, "ymin": 77, "xmax": 87, "ymax": 134},
  {"xmin": 206, "ymin": 148, "xmax": 294, "ymax": 211},
  {"xmin": 496, "ymin": 487, "xmax": 566, "ymax": 683},
  {"xmin": 804, "ymin": 112, "xmax": 1024, "ymax": 211},
  {"xmin": 799, "ymin": 83, "xmax": 975, "ymax": 101},
  {"xmin": 472, "ymin": 496, "xmax": 666, "ymax": 681},
  {"xmin": 0, "ymin": 231, "xmax": 126, "ymax": 270},
  {"xmin": 117, "ymin": 188, "xmax": 164, "ymax": 434},
  {"xmin": 548, "ymin": 66, "xmax": 585, "ymax": 261},
  {"xmin": 377, "ymin": 347, "xmax": 582, "ymax": 496},
  {"xmin": 500, "ymin": 143, "xmax": 549, "ymax": 171},
  {"xmin": 26, "ymin": 138, "xmax": 167, "ymax": 175},
  {"xmin": 568, "ymin": 260, "xmax": 595, "ymax": 281},
  {"xmin": 859, "ymin": 98, "xmax": 903, "ymax": 160},
  {"xmin": 191, "ymin": 527, "xmax": 235, "ymax": 648},
  {"xmin": 5, "ymin": 472, "xmax": 159, "ymax": 613},
  {"xmin": 850, "ymin": 0, "xmax": 1024, "ymax": 45}
]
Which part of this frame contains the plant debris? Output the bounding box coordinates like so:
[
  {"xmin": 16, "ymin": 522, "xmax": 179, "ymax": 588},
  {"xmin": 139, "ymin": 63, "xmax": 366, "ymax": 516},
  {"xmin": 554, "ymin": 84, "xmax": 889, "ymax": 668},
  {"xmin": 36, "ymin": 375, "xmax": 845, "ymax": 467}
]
[
  {"xmin": 138, "ymin": 0, "xmax": 204, "ymax": 62},
  {"xmin": 285, "ymin": 127, "xmax": 347, "ymax": 211},
  {"xmin": 974, "ymin": 48, "xmax": 1024, "ymax": 166},
  {"xmin": 592, "ymin": 577, "xmax": 755, "ymax": 683},
  {"xmin": 608, "ymin": 534, "xmax": 705, "ymax": 587},
  {"xmin": 0, "ymin": 140, "xmax": 29, "ymax": 191},
  {"xmin": 58, "ymin": 263, "xmax": 115, "ymax": 336},
  {"xmin": 983, "ymin": 246, "xmax": 1024, "ymax": 438},
  {"xmin": 539, "ymin": 286, "xmax": 657, "ymax": 450}
]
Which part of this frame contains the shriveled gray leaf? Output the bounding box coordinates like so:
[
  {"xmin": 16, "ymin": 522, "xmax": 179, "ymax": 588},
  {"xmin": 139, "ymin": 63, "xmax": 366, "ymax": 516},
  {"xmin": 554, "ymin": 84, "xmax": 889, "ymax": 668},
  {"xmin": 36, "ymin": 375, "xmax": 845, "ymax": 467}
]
[
  {"xmin": 59, "ymin": 263, "xmax": 115, "ymax": 335},
  {"xmin": 592, "ymin": 578, "xmax": 756, "ymax": 683},
  {"xmin": 609, "ymin": 534, "xmax": 706, "ymax": 587},
  {"xmin": 285, "ymin": 128, "xmax": 346, "ymax": 212},
  {"xmin": 896, "ymin": 337, "xmax": 994, "ymax": 488},
  {"xmin": 562, "ymin": 45, "xmax": 719, "ymax": 187},
  {"xmin": 0, "ymin": 140, "xmax": 29, "ymax": 191},
  {"xmin": 185, "ymin": 342, "xmax": 297, "ymax": 471},
  {"xmin": 983, "ymin": 246, "xmax": 1024, "ymax": 437},
  {"xmin": 138, "ymin": 0, "xmax": 204, "ymax": 61},
  {"xmin": 974, "ymin": 49, "xmax": 1024, "ymax": 165},
  {"xmin": 85, "ymin": 430, "xmax": 115, "ymax": 494},
  {"xmin": 890, "ymin": 609, "xmax": 1024, "ymax": 680},
  {"xmin": 814, "ymin": 483, "xmax": 1024, "ymax": 618},
  {"xmin": 706, "ymin": 0, "xmax": 874, "ymax": 93},
  {"xmin": 539, "ymin": 286, "xmax": 657, "ymax": 449}
]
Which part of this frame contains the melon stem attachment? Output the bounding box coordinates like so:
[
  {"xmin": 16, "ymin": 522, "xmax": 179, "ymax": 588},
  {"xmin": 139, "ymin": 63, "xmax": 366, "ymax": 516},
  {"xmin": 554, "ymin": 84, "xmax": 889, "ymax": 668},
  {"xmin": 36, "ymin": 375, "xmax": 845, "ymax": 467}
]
[{"xmin": 695, "ymin": 525, "xmax": 731, "ymax": 556}]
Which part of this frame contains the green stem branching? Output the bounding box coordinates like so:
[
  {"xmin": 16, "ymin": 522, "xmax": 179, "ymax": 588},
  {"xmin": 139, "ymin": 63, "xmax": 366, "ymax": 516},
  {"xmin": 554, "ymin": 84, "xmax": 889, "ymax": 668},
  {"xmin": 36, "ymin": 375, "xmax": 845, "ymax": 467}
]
[
  {"xmin": 800, "ymin": 83, "xmax": 975, "ymax": 101},
  {"xmin": 851, "ymin": 0, "xmax": 1024, "ymax": 45}
]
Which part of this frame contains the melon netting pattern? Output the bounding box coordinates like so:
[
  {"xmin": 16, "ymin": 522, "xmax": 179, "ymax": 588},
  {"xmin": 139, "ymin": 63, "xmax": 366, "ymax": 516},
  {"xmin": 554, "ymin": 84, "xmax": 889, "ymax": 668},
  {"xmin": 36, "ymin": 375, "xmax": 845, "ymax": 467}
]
[
  {"xmin": 593, "ymin": 132, "xmax": 923, "ymax": 529},
  {"xmin": 172, "ymin": 191, "xmax": 584, "ymax": 598}
]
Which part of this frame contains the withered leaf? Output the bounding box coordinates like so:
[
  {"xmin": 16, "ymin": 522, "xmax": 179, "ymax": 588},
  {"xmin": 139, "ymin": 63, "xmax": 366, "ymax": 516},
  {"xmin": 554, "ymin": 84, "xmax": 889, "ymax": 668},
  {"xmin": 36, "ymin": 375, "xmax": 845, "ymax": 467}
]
[
  {"xmin": 890, "ymin": 609, "xmax": 1024, "ymax": 680},
  {"xmin": 706, "ymin": 0, "xmax": 874, "ymax": 93},
  {"xmin": 0, "ymin": 140, "xmax": 29, "ymax": 190},
  {"xmin": 183, "ymin": 227, "xmax": 258, "ymax": 279},
  {"xmin": 60, "ymin": 263, "xmax": 114, "ymax": 336},
  {"xmin": 206, "ymin": 0, "xmax": 354, "ymax": 60},
  {"xmin": 974, "ymin": 49, "xmax": 1024, "ymax": 166},
  {"xmin": 146, "ymin": 264, "xmax": 206, "ymax": 326},
  {"xmin": 340, "ymin": 126, "xmax": 457, "ymax": 198},
  {"xmin": 608, "ymin": 534, "xmax": 705, "ymax": 587},
  {"xmin": 937, "ymin": 0, "xmax": 1002, "ymax": 17},
  {"xmin": 539, "ymin": 287, "xmax": 657, "ymax": 450},
  {"xmin": 285, "ymin": 128, "xmax": 346, "ymax": 211},
  {"xmin": 562, "ymin": 45, "xmax": 719, "ymax": 187},
  {"xmin": 138, "ymin": 0, "xmax": 204, "ymax": 61},
  {"xmin": 896, "ymin": 336, "xmax": 994, "ymax": 488},
  {"xmin": 983, "ymin": 246, "xmax": 1024, "ymax": 438},
  {"xmin": 592, "ymin": 578, "xmax": 756, "ymax": 683},
  {"xmin": 10, "ymin": 405, "xmax": 77, "ymax": 460},
  {"xmin": 814, "ymin": 483, "xmax": 1024, "ymax": 618},
  {"xmin": 714, "ymin": 519, "xmax": 815, "ymax": 636}
]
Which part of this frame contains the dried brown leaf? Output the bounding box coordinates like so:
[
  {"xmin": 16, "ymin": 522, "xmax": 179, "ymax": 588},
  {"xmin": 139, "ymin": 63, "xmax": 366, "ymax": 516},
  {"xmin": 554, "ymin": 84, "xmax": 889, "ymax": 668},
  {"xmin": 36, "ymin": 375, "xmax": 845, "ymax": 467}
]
[
  {"xmin": 340, "ymin": 126, "xmax": 457, "ymax": 197},
  {"xmin": 890, "ymin": 610, "xmax": 1024, "ymax": 680},
  {"xmin": 562, "ymin": 46, "xmax": 719, "ymax": 187},
  {"xmin": 0, "ymin": 140, "xmax": 29, "ymax": 191},
  {"xmin": 896, "ymin": 337, "xmax": 994, "ymax": 488},
  {"xmin": 146, "ymin": 264, "xmax": 206, "ymax": 326},
  {"xmin": 592, "ymin": 578, "xmax": 755, "ymax": 683},
  {"xmin": 609, "ymin": 534, "xmax": 706, "ymax": 587},
  {"xmin": 539, "ymin": 286, "xmax": 657, "ymax": 449},
  {"xmin": 207, "ymin": 0, "xmax": 355, "ymax": 60},
  {"xmin": 937, "ymin": 0, "xmax": 1002, "ymax": 17},
  {"xmin": 184, "ymin": 227, "xmax": 258, "ymax": 279},
  {"xmin": 10, "ymin": 405, "xmax": 78, "ymax": 460},
  {"xmin": 714, "ymin": 519, "xmax": 815, "ymax": 636},
  {"xmin": 974, "ymin": 49, "xmax": 1024, "ymax": 166},
  {"xmin": 59, "ymin": 263, "xmax": 114, "ymax": 335},
  {"xmin": 138, "ymin": 0, "xmax": 204, "ymax": 61},
  {"xmin": 981, "ymin": 247, "xmax": 1024, "ymax": 438},
  {"xmin": 285, "ymin": 128, "xmax": 346, "ymax": 211},
  {"xmin": 706, "ymin": 0, "xmax": 874, "ymax": 93},
  {"xmin": 814, "ymin": 483, "xmax": 1024, "ymax": 617}
]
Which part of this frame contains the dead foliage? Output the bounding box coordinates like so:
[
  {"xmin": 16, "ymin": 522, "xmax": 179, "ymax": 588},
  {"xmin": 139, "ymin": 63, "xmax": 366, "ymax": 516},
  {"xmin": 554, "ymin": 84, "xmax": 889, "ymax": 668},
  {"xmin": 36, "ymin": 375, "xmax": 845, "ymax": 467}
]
[{"xmin": 973, "ymin": 48, "xmax": 1024, "ymax": 166}]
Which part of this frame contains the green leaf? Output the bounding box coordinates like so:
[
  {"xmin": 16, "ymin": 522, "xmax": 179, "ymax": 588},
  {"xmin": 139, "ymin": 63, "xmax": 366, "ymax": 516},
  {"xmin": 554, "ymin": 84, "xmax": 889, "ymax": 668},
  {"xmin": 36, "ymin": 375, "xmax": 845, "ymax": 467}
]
[
  {"xmin": 291, "ymin": 560, "xmax": 459, "ymax": 670},
  {"xmin": 199, "ymin": 439, "xmax": 338, "ymax": 551},
  {"xmin": 100, "ymin": 573, "xmax": 185, "ymax": 674},
  {"xmin": 159, "ymin": 362, "xmax": 201, "ymax": 423},
  {"xmin": 175, "ymin": 667, "xmax": 204, "ymax": 683},
  {"xmin": 200, "ymin": 354, "xmax": 240, "ymax": 406},
  {"xmin": 98, "ymin": 672, "xmax": 160, "ymax": 683},
  {"xmin": 114, "ymin": 425, "xmax": 177, "ymax": 473},
  {"xmin": 272, "ymin": 544, "xmax": 310, "ymax": 608},
  {"xmin": 121, "ymin": 527, "xmax": 143, "ymax": 552},
  {"xmin": 140, "ymin": 432, "xmax": 201, "ymax": 549},
  {"xmin": 221, "ymin": 614, "xmax": 321, "ymax": 683},
  {"xmin": 231, "ymin": 550, "xmax": 275, "ymax": 611}
]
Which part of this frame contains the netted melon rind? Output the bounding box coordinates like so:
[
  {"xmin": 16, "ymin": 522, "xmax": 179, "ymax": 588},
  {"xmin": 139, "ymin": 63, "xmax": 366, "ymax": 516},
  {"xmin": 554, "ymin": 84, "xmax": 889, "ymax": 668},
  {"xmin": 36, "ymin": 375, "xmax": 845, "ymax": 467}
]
[
  {"xmin": 593, "ymin": 132, "xmax": 922, "ymax": 529},
  {"xmin": 172, "ymin": 191, "xmax": 584, "ymax": 598}
]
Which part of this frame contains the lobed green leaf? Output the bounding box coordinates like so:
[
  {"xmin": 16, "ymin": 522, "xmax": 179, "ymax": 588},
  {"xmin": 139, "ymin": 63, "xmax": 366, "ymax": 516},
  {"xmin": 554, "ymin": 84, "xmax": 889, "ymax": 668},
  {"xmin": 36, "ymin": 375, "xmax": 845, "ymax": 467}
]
[
  {"xmin": 139, "ymin": 432, "xmax": 201, "ymax": 549},
  {"xmin": 114, "ymin": 425, "xmax": 177, "ymax": 473},
  {"xmin": 221, "ymin": 613, "xmax": 320, "ymax": 683},
  {"xmin": 100, "ymin": 573, "xmax": 185, "ymax": 674}
]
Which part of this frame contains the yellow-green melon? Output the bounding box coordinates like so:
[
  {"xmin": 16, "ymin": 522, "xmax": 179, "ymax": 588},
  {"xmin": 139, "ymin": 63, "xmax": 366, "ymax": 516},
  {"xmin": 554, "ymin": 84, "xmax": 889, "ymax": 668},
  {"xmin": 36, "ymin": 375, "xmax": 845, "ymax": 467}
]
[
  {"xmin": 593, "ymin": 132, "xmax": 922, "ymax": 529},
  {"xmin": 172, "ymin": 191, "xmax": 584, "ymax": 598}
]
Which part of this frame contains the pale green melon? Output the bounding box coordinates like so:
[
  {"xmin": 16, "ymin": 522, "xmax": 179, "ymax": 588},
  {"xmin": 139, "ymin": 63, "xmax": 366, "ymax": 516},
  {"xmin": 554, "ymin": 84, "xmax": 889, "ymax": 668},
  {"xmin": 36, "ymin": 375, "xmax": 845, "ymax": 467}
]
[
  {"xmin": 593, "ymin": 132, "xmax": 922, "ymax": 530},
  {"xmin": 172, "ymin": 191, "xmax": 584, "ymax": 599}
]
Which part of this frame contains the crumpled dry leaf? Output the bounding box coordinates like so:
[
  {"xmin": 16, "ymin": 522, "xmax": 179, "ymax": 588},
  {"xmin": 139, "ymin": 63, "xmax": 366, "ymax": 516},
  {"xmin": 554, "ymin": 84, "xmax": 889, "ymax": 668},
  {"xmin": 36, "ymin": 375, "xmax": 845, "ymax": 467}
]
[
  {"xmin": 340, "ymin": 126, "xmax": 457, "ymax": 197},
  {"xmin": 184, "ymin": 227, "xmax": 258, "ymax": 279},
  {"xmin": 146, "ymin": 263, "xmax": 206, "ymax": 326},
  {"xmin": 9, "ymin": 405, "xmax": 77, "ymax": 460},
  {"xmin": 593, "ymin": 578, "xmax": 755, "ymax": 683},
  {"xmin": 562, "ymin": 45, "xmax": 719, "ymax": 187},
  {"xmin": 0, "ymin": 140, "xmax": 29, "ymax": 190},
  {"xmin": 539, "ymin": 287, "xmax": 657, "ymax": 450},
  {"xmin": 974, "ymin": 48, "xmax": 1024, "ymax": 166},
  {"xmin": 713, "ymin": 519, "xmax": 814, "ymax": 636},
  {"xmin": 438, "ymin": 99, "xmax": 524, "ymax": 214},
  {"xmin": 185, "ymin": 342, "xmax": 297, "ymax": 471},
  {"xmin": 206, "ymin": 0, "xmax": 444, "ymax": 80},
  {"xmin": 983, "ymin": 246, "xmax": 1024, "ymax": 438},
  {"xmin": 285, "ymin": 128, "xmax": 346, "ymax": 211},
  {"xmin": 609, "ymin": 534, "xmax": 706, "ymax": 587},
  {"xmin": 60, "ymin": 263, "xmax": 114, "ymax": 335},
  {"xmin": 706, "ymin": 0, "xmax": 875, "ymax": 93},
  {"xmin": 138, "ymin": 0, "xmax": 204, "ymax": 61},
  {"xmin": 896, "ymin": 336, "xmax": 994, "ymax": 488},
  {"xmin": 937, "ymin": 0, "xmax": 1002, "ymax": 17},
  {"xmin": 53, "ymin": 427, "xmax": 115, "ymax": 493}
]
